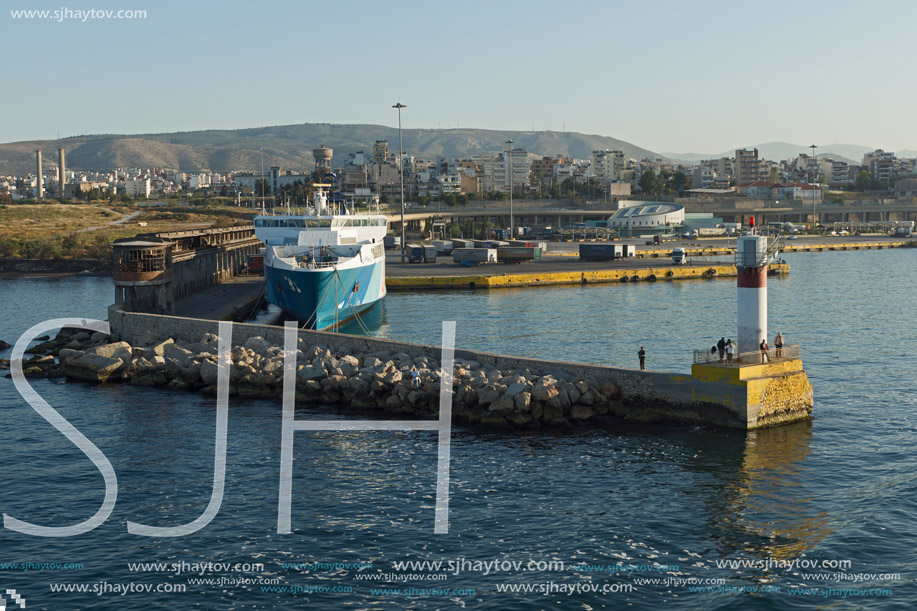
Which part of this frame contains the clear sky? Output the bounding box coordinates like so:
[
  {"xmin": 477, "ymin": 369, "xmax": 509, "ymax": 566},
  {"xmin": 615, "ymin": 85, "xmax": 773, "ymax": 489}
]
[{"xmin": 3, "ymin": 0, "xmax": 916, "ymax": 154}]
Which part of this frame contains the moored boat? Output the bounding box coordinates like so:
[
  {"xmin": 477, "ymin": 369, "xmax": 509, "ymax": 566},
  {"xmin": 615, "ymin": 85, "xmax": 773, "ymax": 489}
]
[{"xmin": 253, "ymin": 188, "xmax": 388, "ymax": 330}]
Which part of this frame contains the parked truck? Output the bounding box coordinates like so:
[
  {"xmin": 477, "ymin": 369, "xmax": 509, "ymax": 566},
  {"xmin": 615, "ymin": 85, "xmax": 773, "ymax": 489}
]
[{"xmin": 452, "ymin": 248, "xmax": 497, "ymax": 266}]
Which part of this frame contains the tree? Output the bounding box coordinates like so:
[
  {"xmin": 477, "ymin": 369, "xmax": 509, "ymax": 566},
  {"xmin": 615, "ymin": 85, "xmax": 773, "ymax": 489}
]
[
  {"xmin": 769, "ymin": 167, "xmax": 780, "ymax": 183},
  {"xmin": 671, "ymin": 171, "xmax": 687, "ymax": 195},
  {"xmin": 638, "ymin": 170, "xmax": 659, "ymax": 195},
  {"xmin": 855, "ymin": 169, "xmax": 875, "ymax": 191}
]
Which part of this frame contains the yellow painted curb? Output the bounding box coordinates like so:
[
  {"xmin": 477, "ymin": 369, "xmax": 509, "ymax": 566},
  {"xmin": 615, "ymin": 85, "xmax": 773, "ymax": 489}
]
[{"xmin": 387, "ymin": 263, "xmax": 790, "ymax": 290}]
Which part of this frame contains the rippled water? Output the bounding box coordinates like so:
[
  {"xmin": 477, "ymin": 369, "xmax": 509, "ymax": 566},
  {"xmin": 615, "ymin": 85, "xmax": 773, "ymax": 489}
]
[{"xmin": 1, "ymin": 250, "xmax": 916, "ymax": 609}]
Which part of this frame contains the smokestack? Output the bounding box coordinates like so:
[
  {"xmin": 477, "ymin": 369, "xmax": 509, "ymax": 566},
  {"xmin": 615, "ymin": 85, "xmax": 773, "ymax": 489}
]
[
  {"xmin": 36, "ymin": 150, "xmax": 43, "ymax": 199},
  {"xmin": 58, "ymin": 148, "xmax": 66, "ymax": 200}
]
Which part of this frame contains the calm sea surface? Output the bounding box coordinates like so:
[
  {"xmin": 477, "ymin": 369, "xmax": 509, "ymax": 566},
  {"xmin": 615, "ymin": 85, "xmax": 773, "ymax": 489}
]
[{"xmin": 1, "ymin": 249, "xmax": 915, "ymax": 609}]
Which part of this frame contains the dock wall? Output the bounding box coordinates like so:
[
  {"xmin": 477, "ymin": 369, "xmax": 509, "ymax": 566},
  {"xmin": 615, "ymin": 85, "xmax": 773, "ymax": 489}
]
[
  {"xmin": 108, "ymin": 306, "xmax": 811, "ymax": 429},
  {"xmin": 387, "ymin": 262, "xmax": 789, "ymax": 290}
]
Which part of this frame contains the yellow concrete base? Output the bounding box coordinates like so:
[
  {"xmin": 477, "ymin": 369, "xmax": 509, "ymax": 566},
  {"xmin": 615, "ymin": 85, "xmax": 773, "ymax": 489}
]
[
  {"xmin": 387, "ymin": 262, "xmax": 790, "ymax": 290},
  {"xmin": 691, "ymin": 358, "xmax": 813, "ymax": 429}
]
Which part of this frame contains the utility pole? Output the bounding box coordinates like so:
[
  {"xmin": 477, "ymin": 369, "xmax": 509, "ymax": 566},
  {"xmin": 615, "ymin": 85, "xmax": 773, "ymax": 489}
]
[
  {"xmin": 810, "ymin": 144, "xmax": 817, "ymax": 232},
  {"xmin": 506, "ymin": 139, "xmax": 514, "ymax": 237},
  {"xmin": 393, "ymin": 103, "xmax": 407, "ymax": 262}
]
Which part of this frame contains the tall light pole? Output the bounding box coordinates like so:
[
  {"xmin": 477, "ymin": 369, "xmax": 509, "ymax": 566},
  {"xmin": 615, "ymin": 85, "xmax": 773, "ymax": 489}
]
[
  {"xmin": 506, "ymin": 139, "xmax": 514, "ymax": 237},
  {"xmin": 810, "ymin": 144, "xmax": 817, "ymax": 232},
  {"xmin": 394, "ymin": 103, "xmax": 407, "ymax": 262}
]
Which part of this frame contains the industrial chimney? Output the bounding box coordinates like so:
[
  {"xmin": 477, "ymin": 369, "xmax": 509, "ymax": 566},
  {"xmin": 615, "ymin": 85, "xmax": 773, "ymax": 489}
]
[
  {"xmin": 58, "ymin": 148, "xmax": 66, "ymax": 200},
  {"xmin": 36, "ymin": 150, "xmax": 43, "ymax": 199}
]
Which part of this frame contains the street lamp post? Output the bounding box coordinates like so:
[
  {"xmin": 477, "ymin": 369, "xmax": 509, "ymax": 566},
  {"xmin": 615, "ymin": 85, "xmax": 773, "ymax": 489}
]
[
  {"xmin": 394, "ymin": 103, "xmax": 407, "ymax": 262},
  {"xmin": 810, "ymin": 144, "xmax": 817, "ymax": 232},
  {"xmin": 506, "ymin": 139, "xmax": 514, "ymax": 237}
]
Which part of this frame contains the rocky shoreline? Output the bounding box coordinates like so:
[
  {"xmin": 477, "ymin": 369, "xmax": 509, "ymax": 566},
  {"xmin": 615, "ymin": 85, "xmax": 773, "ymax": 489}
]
[{"xmin": 4, "ymin": 328, "xmax": 627, "ymax": 428}]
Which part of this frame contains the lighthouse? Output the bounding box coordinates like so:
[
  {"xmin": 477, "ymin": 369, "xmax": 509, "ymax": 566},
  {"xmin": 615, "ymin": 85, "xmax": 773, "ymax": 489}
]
[{"xmin": 736, "ymin": 217, "xmax": 771, "ymax": 357}]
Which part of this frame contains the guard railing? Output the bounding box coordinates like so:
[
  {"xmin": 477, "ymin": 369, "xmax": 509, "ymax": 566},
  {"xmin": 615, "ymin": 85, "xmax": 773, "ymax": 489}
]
[{"xmin": 693, "ymin": 344, "xmax": 800, "ymax": 366}]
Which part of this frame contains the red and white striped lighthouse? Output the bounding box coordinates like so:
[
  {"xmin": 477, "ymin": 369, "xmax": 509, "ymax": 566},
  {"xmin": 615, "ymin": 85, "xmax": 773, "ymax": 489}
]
[{"xmin": 736, "ymin": 217, "xmax": 769, "ymax": 355}]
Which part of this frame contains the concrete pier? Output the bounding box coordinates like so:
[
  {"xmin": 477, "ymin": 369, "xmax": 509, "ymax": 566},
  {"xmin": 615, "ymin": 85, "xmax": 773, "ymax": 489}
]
[
  {"xmin": 387, "ymin": 262, "xmax": 789, "ymax": 290},
  {"xmin": 107, "ymin": 306, "xmax": 812, "ymax": 430},
  {"xmin": 113, "ymin": 225, "xmax": 261, "ymax": 314}
]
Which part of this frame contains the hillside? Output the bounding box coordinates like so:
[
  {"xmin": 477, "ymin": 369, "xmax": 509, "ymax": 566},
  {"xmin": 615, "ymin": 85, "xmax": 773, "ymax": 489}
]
[{"xmin": 0, "ymin": 124, "xmax": 664, "ymax": 175}]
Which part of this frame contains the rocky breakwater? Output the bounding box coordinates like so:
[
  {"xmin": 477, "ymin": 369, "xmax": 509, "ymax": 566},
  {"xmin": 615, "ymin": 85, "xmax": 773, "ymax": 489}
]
[{"xmin": 11, "ymin": 328, "xmax": 626, "ymax": 429}]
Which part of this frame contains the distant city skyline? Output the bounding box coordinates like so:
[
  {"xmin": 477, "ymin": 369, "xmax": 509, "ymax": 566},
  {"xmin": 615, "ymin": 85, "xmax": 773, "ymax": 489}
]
[{"xmin": 3, "ymin": 0, "xmax": 916, "ymax": 154}]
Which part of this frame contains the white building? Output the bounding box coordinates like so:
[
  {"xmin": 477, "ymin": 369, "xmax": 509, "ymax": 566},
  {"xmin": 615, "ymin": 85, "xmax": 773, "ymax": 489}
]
[
  {"xmin": 124, "ymin": 178, "xmax": 151, "ymax": 198},
  {"xmin": 607, "ymin": 202, "xmax": 685, "ymax": 231},
  {"xmin": 590, "ymin": 149, "xmax": 627, "ymax": 181}
]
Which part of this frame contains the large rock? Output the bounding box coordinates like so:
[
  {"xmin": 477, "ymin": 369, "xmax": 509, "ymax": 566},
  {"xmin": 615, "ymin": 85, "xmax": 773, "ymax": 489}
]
[
  {"xmin": 570, "ymin": 405, "xmax": 595, "ymax": 421},
  {"xmin": 340, "ymin": 354, "xmax": 360, "ymax": 369},
  {"xmin": 124, "ymin": 356, "xmax": 155, "ymax": 378},
  {"xmin": 0, "ymin": 340, "xmax": 12, "ymax": 351},
  {"xmin": 63, "ymin": 353, "xmax": 126, "ymax": 383},
  {"xmin": 381, "ymin": 370, "xmax": 403, "ymax": 385},
  {"xmin": 532, "ymin": 379, "xmax": 559, "ymax": 403},
  {"xmin": 200, "ymin": 359, "xmax": 220, "ymax": 386},
  {"xmin": 297, "ymin": 364, "xmax": 326, "ymax": 382},
  {"xmin": 58, "ymin": 348, "xmax": 85, "ymax": 366},
  {"xmin": 477, "ymin": 384, "xmax": 501, "ymax": 406},
  {"xmin": 145, "ymin": 338, "xmax": 174, "ymax": 358},
  {"xmin": 243, "ymin": 336, "xmax": 272, "ymax": 355},
  {"xmin": 488, "ymin": 394, "xmax": 515, "ymax": 417},
  {"xmin": 513, "ymin": 391, "xmax": 531, "ymax": 412},
  {"xmin": 162, "ymin": 343, "xmax": 194, "ymax": 368},
  {"xmin": 337, "ymin": 360, "xmax": 359, "ymax": 377},
  {"xmin": 86, "ymin": 341, "xmax": 133, "ymax": 364},
  {"xmin": 505, "ymin": 381, "xmax": 530, "ymax": 397}
]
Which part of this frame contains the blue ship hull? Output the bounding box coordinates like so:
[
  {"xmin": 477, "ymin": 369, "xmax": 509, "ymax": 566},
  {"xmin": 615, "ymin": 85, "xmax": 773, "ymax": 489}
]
[{"xmin": 264, "ymin": 258, "xmax": 386, "ymax": 330}]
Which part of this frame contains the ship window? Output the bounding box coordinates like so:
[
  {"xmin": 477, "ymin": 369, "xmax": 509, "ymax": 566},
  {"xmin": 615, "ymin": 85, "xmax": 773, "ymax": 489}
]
[{"xmin": 254, "ymin": 219, "xmax": 264, "ymax": 227}]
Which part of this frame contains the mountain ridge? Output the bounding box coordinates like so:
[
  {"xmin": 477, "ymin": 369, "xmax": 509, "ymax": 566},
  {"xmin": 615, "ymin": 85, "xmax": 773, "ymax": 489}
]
[
  {"xmin": 0, "ymin": 123, "xmax": 665, "ymax": 175},
  {"xmin": 663, "ymin": 141, "xmax": 895, "ymax": 164}
]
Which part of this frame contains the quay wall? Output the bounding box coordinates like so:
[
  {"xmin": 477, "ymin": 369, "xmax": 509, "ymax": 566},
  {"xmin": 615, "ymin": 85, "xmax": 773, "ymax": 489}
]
[
  {"xmin": 108, "ymin": 306, "xmax": 808, "ymax": 429},
  {"xmin": 387, "ymin": 262, "xmax": 789, "ymax": 290}
]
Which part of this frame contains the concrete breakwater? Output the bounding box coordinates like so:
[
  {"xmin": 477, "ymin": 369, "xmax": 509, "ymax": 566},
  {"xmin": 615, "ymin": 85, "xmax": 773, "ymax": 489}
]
[
  {"xmin": 387, "ymin": 262, "xmax": 790, "ymax": 290},
  {"xmin": 4, "ymin": 307, "xmax": 812, "ymax": 430}
]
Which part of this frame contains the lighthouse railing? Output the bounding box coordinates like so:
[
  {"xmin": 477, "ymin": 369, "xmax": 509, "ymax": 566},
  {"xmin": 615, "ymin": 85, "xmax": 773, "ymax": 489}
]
[
  {"xmin": 734, "ymin": 235, "xmax": 784, "ymax": 267},
  {"xmin": 693, "ymin": 344, "xmax": 801, "ymax": 366}
]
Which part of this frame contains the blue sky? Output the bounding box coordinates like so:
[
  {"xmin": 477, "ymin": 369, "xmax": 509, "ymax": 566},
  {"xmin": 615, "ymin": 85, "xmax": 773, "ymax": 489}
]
[{"xmin": 3, "ymin": 0, "xmax": 916, "ymax": 154}]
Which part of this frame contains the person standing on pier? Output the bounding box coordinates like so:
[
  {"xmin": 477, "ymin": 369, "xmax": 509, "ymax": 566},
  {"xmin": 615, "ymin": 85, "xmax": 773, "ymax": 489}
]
[
  {"xmin": 717, "ymin": 337, "xmax": 726, "ymax": 362},
  {"xmin": 760, "ymin": 338, "xmax": 769, "ymax": 363},
  {"xmin": 775, "ymin": 331, "xmax": 784, "ymax": 358},
  {"xmin": 638, "ymin": 347, "xmax": 646, "ymax": 371},
  {"xmin": 726, "ymin": 339, "xmax": 735, "ymax": 364}
]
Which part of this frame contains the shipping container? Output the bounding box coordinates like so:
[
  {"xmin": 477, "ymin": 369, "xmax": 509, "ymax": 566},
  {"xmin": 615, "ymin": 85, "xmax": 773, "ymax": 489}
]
[
  {"xmin": 497, "ymin": 247, "xmax": 542, "ymax": 263},
  {"xmin": 451, "ymin": 238, "xmax": 474, "ymax": 249},
  {"xmin": 383, "ymin": 235, "xmax": 401, "ymax": 249},
  {"xmin": 423, "ymin": 245, "xmax": 437, "ymax": 263},
  {"xmin": 579, "ymin": 243, "xmax": 621, "ymax": 260},
  {"xmin": 452, "ymin": 248, "xmax": 497, "ymax": 265},
  {"xmin": 406, "ymin": 243, "xmax": 425, "ymax": 263},
  {"xmin": 432, "ymin": 240, "xmax": 453, "ymax": 255}
]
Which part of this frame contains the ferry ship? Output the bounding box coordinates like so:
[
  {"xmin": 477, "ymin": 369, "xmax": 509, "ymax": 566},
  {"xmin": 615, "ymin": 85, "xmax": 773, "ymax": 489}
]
[{"xmin": 253, "ymin": 187, "xmax": 388, "ymax": 330}]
